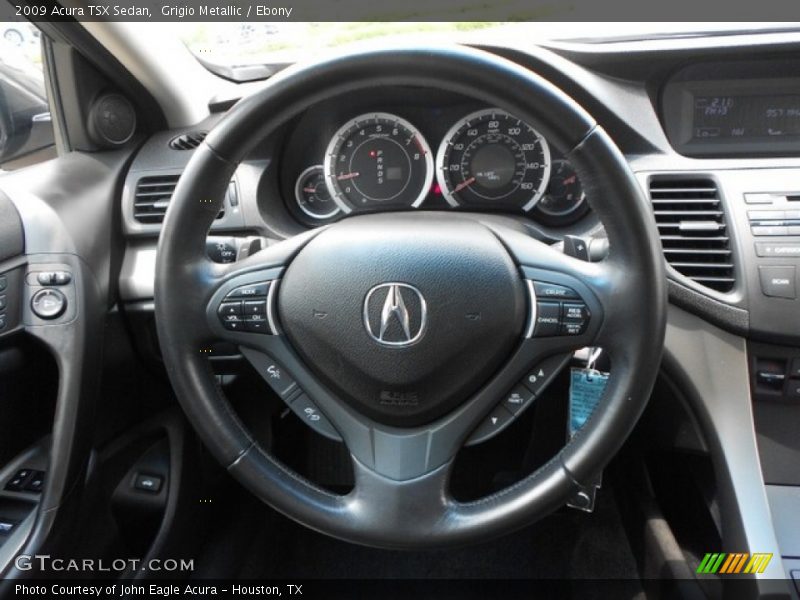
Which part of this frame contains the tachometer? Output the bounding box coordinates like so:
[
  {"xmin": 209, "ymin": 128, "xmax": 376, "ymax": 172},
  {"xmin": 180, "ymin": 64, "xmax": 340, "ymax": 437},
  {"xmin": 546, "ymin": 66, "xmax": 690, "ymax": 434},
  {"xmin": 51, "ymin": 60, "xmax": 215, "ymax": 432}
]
[
  {"xmin": 435, "ymin": 108, "xmax": 550, "ymax": 212},
  {"xmin": 324, "ymin": 113, "xmax": 433, "ymax": 213}
]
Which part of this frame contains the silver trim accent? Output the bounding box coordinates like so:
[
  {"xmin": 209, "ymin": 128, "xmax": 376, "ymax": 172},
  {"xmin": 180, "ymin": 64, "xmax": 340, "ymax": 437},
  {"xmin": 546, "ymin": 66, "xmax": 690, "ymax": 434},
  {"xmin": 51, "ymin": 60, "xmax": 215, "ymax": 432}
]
[
  {"xmin": 434, "ymin": 108, "xmax": 551, "ymax": 211},
  {"xmin": 294, "ymin": 165, "xmax": 340, "ymax": 220},
  {"xmin": 524, "ymin": 279, "xmax": 538, "ymax": 338},
  {"xmin": 664, "ymin": 306, "xmax": 785, "ymax": 584},
  {"xmin": 363, "ymin": 283, "xmax": 427, "ymax": 347},
  {"xmin": 323, "ymin": 112, "xmax": 434, "ymax": 214},
  {"xmin": 266, "ymin": 278, "xmax": 281, "ymax": 335}
]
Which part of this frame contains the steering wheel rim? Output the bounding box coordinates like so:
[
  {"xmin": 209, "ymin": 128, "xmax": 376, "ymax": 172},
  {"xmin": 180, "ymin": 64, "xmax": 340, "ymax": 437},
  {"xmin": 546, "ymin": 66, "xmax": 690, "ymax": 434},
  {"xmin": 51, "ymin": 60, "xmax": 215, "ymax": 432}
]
[{"xmin": 154, "ymin": 45, "xmax": 667, "ymax": 549}]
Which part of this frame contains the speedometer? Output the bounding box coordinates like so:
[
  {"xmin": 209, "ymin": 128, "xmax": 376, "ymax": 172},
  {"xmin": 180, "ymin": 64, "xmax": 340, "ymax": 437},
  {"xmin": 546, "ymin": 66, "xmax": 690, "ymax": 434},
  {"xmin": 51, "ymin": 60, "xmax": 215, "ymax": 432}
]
[
  {"xmin": 324, "ymin": 113, "xmax": 433, "ymax": 213},
  {"xmin": 435, "ymin": 108, "xmax": 550, "ymax": 212}
]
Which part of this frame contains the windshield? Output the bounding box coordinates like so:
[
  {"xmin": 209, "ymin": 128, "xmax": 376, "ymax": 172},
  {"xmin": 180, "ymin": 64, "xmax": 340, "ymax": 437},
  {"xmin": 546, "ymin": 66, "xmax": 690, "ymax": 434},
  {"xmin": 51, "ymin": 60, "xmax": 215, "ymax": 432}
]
[{"xmin": 174, "ymin": 22, "xmax": 800, "ymax": 67}]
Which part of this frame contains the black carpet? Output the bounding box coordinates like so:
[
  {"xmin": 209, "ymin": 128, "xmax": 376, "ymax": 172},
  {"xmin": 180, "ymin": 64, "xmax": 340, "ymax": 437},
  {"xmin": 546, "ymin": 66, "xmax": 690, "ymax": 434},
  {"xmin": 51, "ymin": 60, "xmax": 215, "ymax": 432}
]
[{"xmin": 190, "ymin": 479, "xmax": 644, "ymax": 599}]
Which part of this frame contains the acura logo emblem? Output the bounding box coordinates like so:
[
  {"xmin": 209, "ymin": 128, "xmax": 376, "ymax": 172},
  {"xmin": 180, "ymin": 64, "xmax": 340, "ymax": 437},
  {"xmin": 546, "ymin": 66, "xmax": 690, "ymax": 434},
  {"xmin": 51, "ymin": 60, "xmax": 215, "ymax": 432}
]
[{"xmin": 363, "ymin": 283, "xmax": 427, "ymax": 347}]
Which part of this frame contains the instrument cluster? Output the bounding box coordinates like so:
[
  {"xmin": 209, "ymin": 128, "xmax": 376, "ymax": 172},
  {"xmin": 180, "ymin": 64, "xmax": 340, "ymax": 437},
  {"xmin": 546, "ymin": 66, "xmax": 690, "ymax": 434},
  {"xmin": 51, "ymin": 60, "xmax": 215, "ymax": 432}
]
[{"xmin": 283, "ymin": 102, "xmax": 590, "ymax": 228}]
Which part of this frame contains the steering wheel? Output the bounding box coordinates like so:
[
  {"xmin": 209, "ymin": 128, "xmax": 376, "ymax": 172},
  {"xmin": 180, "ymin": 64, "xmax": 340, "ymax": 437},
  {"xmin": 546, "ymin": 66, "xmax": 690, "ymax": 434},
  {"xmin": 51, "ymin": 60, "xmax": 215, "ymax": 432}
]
[{"xmin": 155, "ymin": 46, "xmax": 666, "ymax": 548}]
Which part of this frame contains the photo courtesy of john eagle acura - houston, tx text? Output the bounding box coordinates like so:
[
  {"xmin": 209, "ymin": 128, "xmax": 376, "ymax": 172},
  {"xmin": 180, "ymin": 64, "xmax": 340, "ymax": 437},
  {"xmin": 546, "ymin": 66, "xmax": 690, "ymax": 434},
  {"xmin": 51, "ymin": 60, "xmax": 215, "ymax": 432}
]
[{"xmin": 0, "ymin": 5, "xmax": 799, "ymax": 600}]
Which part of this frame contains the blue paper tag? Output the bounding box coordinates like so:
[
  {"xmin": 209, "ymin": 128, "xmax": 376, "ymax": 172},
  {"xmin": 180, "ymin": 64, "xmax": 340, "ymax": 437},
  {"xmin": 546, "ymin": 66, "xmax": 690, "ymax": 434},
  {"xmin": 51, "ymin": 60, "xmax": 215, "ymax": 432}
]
[{"xmin": 569, "ymin": 368, "xmax": 609, "ymax": 436}]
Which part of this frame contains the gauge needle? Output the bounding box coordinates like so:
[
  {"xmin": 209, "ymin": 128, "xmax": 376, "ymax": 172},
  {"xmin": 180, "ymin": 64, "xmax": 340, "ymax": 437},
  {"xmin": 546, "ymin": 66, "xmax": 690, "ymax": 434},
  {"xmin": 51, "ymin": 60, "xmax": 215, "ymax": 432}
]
[
  {"xmin": 303, "ymin": 187, "xmax": 317, "ymax": 193},
  {"xmin": 453, "ymin": 177, "xmax": 476, "ymax": 193},
  {"xmin": 563, "ymin": 175, "xmax": 577, "ymax": 185},
  {"xmin": 337, "ymin": 172, "xmax": 360, "ymax": 181}
]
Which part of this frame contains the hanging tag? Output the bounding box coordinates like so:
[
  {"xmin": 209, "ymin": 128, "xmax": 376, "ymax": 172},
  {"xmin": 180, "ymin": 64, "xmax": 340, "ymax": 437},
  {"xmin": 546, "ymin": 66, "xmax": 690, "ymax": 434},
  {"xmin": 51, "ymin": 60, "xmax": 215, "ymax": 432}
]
[
  {"xmin": 568, "ymin": 366, "xmax": 609, "ymax": 437},
  {"xmin": 567, "ymin": 364, "xmax": 609, "ymax": 513}
]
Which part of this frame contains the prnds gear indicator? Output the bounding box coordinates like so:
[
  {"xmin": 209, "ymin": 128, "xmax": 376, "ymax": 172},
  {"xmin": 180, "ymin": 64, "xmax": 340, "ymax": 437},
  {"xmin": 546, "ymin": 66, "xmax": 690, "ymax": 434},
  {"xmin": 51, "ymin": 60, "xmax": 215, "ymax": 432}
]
[{"xmin": 325, "ymin": 113, "xmax": 434, "ymax": 212}]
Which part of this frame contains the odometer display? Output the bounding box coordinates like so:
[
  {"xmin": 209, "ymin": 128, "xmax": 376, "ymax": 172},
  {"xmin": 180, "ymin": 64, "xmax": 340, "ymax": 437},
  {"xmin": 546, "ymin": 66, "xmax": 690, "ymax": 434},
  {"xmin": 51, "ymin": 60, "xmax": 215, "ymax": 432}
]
[
  {"xmin": 435, "ymin": 109, "xmax": 550, "ymax": 212},
  {"xmin": 324, "ymin": 113, "xmax": 433, "ymax": 213}
]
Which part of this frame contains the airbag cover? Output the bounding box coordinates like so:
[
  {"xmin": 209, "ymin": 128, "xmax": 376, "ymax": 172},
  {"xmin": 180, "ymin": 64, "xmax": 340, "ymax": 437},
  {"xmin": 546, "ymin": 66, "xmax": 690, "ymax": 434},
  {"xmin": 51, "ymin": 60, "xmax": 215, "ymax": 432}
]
[{"xmin": 278, "ymin": 214, "xmax": 525, "ymax": 427}]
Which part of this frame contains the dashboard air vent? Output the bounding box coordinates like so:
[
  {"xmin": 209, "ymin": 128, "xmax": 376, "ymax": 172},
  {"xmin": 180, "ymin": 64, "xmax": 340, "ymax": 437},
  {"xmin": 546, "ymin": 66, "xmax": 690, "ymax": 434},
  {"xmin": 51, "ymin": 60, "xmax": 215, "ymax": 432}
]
[
  {"xmin": 133, "ymin": 174, "xmax": 225, "ymax": 225},
  {"xmin": 133, "ymin": 175, "xmax": 179, "ymax": 224},
  {"xmin": 168, "ymin": 131, "xmax": 207, "ymax": 150},
  {"xmin": 649, "ymin": 177, "xmax": 735, "ymax": 293}
]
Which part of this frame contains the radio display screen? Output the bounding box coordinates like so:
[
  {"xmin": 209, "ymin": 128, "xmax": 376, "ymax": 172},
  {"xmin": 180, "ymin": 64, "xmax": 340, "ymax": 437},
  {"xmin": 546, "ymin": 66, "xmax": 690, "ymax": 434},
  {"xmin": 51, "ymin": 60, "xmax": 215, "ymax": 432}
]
[{"xmin": 693, "ymin": 94, "xmax": 800, "ymax": 140}]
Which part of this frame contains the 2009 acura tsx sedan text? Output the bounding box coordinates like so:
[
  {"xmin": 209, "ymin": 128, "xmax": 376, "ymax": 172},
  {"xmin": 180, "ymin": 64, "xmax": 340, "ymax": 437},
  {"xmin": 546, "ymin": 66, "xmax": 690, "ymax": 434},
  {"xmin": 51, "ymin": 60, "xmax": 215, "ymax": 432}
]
[{"xmin": 0, "ymin": 11, "xmax": 798, "ymax": 600}]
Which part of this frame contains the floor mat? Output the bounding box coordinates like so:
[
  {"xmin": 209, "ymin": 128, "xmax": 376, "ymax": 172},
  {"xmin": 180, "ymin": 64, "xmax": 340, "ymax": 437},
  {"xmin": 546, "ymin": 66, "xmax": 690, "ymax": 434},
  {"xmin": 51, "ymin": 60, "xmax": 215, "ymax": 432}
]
[{"xmin": 192, "ymin": 480, "xmax": 644, "ymax": 599}]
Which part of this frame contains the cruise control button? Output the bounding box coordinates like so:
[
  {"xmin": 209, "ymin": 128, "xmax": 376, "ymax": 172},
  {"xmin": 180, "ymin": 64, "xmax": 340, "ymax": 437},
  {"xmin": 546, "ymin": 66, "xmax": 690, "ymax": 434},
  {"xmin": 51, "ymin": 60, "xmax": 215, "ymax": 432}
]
[
  {"xmin": 0, "ymin": 276, "xmax": 6, "ymax": 292},
  {"xmin": 31, "ymin": 289, "xmax": 67, "ymax": 319},
  {"xmin": 534, "ymin": 301, "xmax": 561, "ymax": 337},
  {"xmin": 502, "ymin": 385, "xmax": 534, "ymax": 415},
  {"xmin": 562, "ymin": 302, "xmax": 589, "ymax": 321},
  {"xmin": 0, "ymin": 295, "xmax": 5, "ymax": 311},
  {"xmin": 218, "ymin": 301, "xmax": 242, "ymax": 317},
  {"xmin": 467, "ymin": 405, "xmax": 514, "ymax": 445},
  {"xmin": 561, "ymin": 321, "xmax": 587, "ymax": 335},
  {"xmin": 0, "ymin": 315, "xmax": 6, "ymax": 331},
  {"xmin": 261, "ymin": 359, "xmax": 297, "ymax": 398},
  {"xmin": 288, "ymin": 394, "xmax": 341, "ymax": 441},
  {"xmin": 226, "ymin": 282, "xmax": 270, "ymax": 298},
  {"xmin": 533, "ymin": 281, "xmax": 579, "ymax": 300}
]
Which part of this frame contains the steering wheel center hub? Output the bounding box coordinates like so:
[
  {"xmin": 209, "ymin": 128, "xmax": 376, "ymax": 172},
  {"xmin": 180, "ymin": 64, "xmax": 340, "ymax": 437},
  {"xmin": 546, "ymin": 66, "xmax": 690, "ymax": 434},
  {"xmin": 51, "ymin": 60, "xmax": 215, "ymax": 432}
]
[{"xmin": 278, "ymin": 214, "xmax": 527, "ymax": 427}]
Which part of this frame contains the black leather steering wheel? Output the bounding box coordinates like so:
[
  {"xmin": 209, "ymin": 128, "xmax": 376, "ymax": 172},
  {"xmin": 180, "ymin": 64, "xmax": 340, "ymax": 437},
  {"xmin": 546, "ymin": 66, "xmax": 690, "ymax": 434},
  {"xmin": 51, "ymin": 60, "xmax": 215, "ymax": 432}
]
[{"xmin": 154, "ymin": 45, "xmax": 666, "ymax": 549}]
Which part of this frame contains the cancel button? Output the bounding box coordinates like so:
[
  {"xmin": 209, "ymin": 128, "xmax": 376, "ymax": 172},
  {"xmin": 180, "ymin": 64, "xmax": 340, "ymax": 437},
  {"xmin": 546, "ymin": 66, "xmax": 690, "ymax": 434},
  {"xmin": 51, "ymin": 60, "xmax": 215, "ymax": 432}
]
[{"xmin": 759, "ymin": 265, "xmax": 796, "ymax": 299}]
